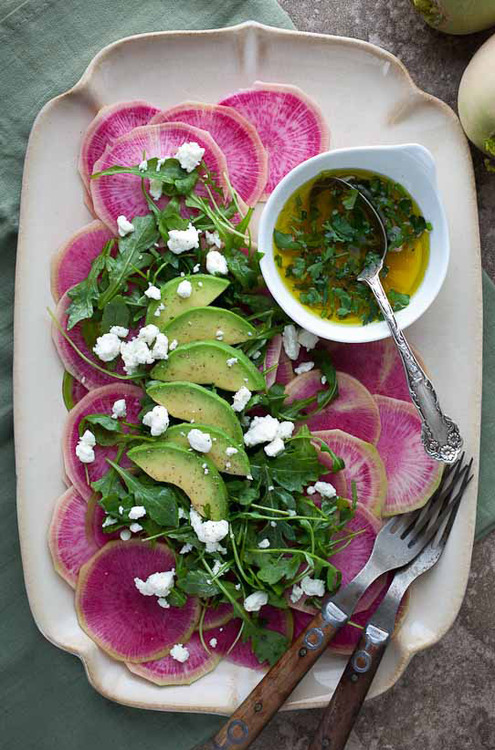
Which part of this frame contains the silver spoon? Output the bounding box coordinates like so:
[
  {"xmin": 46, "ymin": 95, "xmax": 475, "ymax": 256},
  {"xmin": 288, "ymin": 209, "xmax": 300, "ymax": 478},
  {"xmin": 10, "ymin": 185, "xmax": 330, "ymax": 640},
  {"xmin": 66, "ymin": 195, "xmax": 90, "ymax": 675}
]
[{"xmin": 323, "ymin": 176, "xmax": 462, "ymax": 463}]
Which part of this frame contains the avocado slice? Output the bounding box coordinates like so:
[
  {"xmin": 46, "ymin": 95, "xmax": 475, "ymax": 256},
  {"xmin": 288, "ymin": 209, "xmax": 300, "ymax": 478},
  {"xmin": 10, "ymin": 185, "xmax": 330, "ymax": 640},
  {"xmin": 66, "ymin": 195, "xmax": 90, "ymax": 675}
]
[
  {"xmin": 128, "ymin": 443, "xmax": 228, "ymax": 520},
  {"xmin": 151, "ymin": 341, "xmax": 266, "ymax": 392},
  {"xmin": 163, "ymin": 307, "xmax": 256, "ymax": 346},
  {"xmin": 147, "ymin": 381, "xmax": 243, "ymax": 442},
  {"xmin": 162, "ymin": 423, "xmax": 250, "ymax": 476},
  {"xmin": 146, "ymin": 274, "xmax": 230, "ymax": 327}
]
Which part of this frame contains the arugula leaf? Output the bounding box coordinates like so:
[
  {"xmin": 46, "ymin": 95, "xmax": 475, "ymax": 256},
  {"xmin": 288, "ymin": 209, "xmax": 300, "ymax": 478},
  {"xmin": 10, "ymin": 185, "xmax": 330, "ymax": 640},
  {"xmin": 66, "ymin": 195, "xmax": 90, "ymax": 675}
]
[
  {"xmin": 91, "ymin": 467, "xmax": 127, "ymax": 500},
  {"xmin": 250, "ymin": 628, "xmax": 289, "ymax": 666},
  {"xmin": 67, "ymin": 252, "xmax": 107, "ymax": 329},
  {"xmin": 107, "ymin": 460, "xmax": 179, "ymax": 527},
  {"xmin": 167, "ymin": 588, "xmax": 187, "ymax": 608},
  {"xmin": 257, "ymin": 555, "xmax": 299, "ymax": 585},
  {"xmin": 84, "ymin": 414, "xmax": 123, "ymax": 433},
  {"xmin": 92, "ymin": 157, "xmax": 199, "ymax": 197},
  {"xmin": 178, "ymin": 570, "xmax": 221, "ymax": 597},
  {"xmin": 100, "ymin": 295, "xmax": 130, "ymax": 333},
  {"xmin": 251, "ymin": 443, "xmax": 321, "ymax": 493}
]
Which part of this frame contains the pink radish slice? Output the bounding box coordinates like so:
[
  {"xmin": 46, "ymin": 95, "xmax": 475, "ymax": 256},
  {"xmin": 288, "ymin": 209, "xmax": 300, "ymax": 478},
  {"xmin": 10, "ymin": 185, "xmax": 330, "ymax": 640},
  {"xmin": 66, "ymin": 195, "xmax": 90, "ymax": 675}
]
[
  {"xmin": 312, "ymin": 430, "xmax": 387, "ymax": 517},
  {"xmin": 225, "ymin": 606, "xmax": 293, "ymax": 670},
  {"xmin": 76, "ymin": 540, "xmax": 199, "ymax": 662},
  {"xmin": 285, "ymin": 370, "xmax": 381, "ymax": 444},
  {"xmin": 63, "ymin": 384, "xmax": 143, "ymax": 501},
  {"xmin": 263, "ymin": 334, "xmax": 282, "ymax": 388},
  {"xmin": 325, "ymin": 340, "xmax": 425, "ymax": 403},
  {"xmin": 276, "ymin": 347, "xmax": 294, "ymax": 385},
  {"xmin": 48, "ymin": 486, "xmax": 99, "ymax": 588},
  {"xmin": 151, "ymin": 102, "xmax": 268, "ymax": 206},
  {"xmin": 90, "ymin": 123, "xmax": 229, "ymax": 233},
  {"xmin": 375, "ymin": 395, "xmax": 443, "ymax": 516},
  {"xmin": 62, "ymin": 371, "xmax": 89, "ymax": 410},
  {"xmin": 86, "ymin": 495, "xmax": 121, "ymax": 548},
  {"xmin": 219, "ymin": 81, "xmax": 330, "ymax": 199},
  {"xmin": 51, "ymin": 220, "xmax": 114, "ymax": 302},
  {"xmin": 203, "ymin": 603, "xmax": 234, "ymax": 630},
  {"xmin": 53, "ymin": 292, "xmax": 130, "ymax": 390},
  {"xmin": 79, "ymin": 101, "xmax": 160, "ymax": 189},
  {"xmin": 126, "ymin": 623, "xmax": 237, "ymax": 686}
]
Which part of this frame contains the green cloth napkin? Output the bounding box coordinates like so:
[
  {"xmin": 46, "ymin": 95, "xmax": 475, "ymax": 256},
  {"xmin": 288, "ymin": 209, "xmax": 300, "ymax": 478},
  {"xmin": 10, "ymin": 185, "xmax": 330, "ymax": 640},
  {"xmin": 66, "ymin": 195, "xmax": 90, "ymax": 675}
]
[{"xmin": 0, "ymin": 1, "xmax": 493, "ymax": 747}]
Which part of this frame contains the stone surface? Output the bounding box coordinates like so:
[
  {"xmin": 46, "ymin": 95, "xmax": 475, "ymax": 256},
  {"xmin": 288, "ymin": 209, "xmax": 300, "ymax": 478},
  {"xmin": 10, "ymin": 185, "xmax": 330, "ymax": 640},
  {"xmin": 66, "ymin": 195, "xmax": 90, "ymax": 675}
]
[{"xmin": 250, "ymin": 2, "xmax": 495, "ymax": 748}]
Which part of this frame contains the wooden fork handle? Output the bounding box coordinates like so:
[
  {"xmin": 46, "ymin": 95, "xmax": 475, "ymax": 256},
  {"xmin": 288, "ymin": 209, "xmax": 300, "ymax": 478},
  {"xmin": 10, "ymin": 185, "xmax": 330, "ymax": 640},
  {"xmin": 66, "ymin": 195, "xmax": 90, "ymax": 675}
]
[
  {"xmin": 308, "ymin": 626, "xmax": 389, "ymax": 750},
  {"xmin": 192, "ymin": 609, "xmax": 343, "ymax": 750}
]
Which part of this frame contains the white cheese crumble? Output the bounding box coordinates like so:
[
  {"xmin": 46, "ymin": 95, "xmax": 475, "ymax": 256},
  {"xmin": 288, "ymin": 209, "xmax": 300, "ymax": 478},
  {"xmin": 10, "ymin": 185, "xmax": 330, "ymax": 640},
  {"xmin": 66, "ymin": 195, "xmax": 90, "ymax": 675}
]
[
  {"xmin": 167, "ymin": 223, "xmax": 201, "ymax": 254},
  {"xmin": 264, "ymin": 437, "xmax": 285, "ymax": 457},
  {"xmin": 175, "ymin": 141, "xmax": 205, "ymax": 172},
  {"xmin": 102, "ymin": 516, "xmax": 117, "ymax": 528},
  {"xmin": 170, "ymin": 643, "xmax": 190, "ymax": 663},
  {"xmin": 142, "ymin": 405, "xmax": 170, "ymax": 436},
  {"xmin": 215, "ymin": 329, "xmax": 224, "ymax": 340},
  {"xmin": 226, "ymin": 357, "xmax": 238, "ymax": 367},
  {"xmin": 258, "ymin": 538, "xmax": 270, "ymax": 549},
  {"xmin": 321, "ymin": 375, "xmax": 327, "ymax": 385},
  {"xmin": 144, "ymin": 283, "xmax": 161, "ymax": 300},
  {"xmin": 120, "ymin": 529, "xmax": 131, "ymax": 541},
  {"xmin": 138, "ymin": 324, "xmax": 160, "ymax": 345},
  {"xmin": 209, "ymin": 637, "xmax": 218, "ymax": 648},
  {"xmin": 129, "ymin": 505, "xmax": 146, "ymax": 520},
  {"xmin": 225, "ymin": 447, "xmax": 238, "ymax": 457},
  {"xmin": 129, "ymin": 522, "xmax": 143, "ymax": 533},
  {"xmin": 282, "ymin": 324, "xmax": 300, "ymax": 361},
  {"xmin": 93, "ymin": 332, "xmax": 121, "ymax": 362},
  {"xmin": 290, "ymin": 584, "xmax": 303, "ymax": 604},
  {"xmin": 243, "ymin": 416, "xmax": 294, "ymax": 449},
  {"xmin": 177, "ymin": 279, "xmax": 193, "ymax": 298},
  {"xmin": 180, "ymin": 543, "xmax": 193, "ymax": 555},
  {"xmin": 243, "ymin": 591, "xmax": 268, "ymax": 612},
  {"xmin": 154, "ymin": 303, "xmax": 166, "ymax": 317},
  {"xmin": 120, "ymin": 338, "xmax": 154, "ymax": 374},
  {"xmin": 75, "ymin": 430, "xmax": 96, "ymax": 464},
  {"xmin": 111, "ymin": 399, "xmax": 127, "ymax": 420},
  {"xmin": 313, "ymin": 481, "xmax": 337, "ymax": 499},
  {"xmin": 300, "ymin": 576, "xmax": 325, "ymax": 597},
  {"xmin": 188, "ymin": 429, "xmax": 212, "ymax": 453},
  {"xmin": 297, "ymin": 329, "xmax": 319, "ymax": 351},
  {"xmin": 138, "ymin": 159, "xmax": 148, "ymax": 172},
  {"xmin": 117, "ymin": 215, "xmax": 135, "ymax": 237},
  {"xmin": 205, "ymin": 229, "xmax": 222, "ymax": 248},
  {"xmin": 232, "ymin": 386, "xmax": 251, "ymax": 412},
  {"xmin": 151, "ymin": 333, "xmax": 169, "ymax": 360},
  {"xmin": 149, "ymin": 179, "xmax": 163, "ymax": 201},
  {"xmin": 193, "ymin": 263, "xmax": 200, "ymax": 273},
  {"xmin": 206, "ymin": 249, "xmax": 228, "ymax": 276},
  {"xmin": 134, "ymin": 570, "xmax": 175, "ymax": 607},
  {"xmin": 190, "ymin": 508, "xmax": 229, "ymax": 552},
  {"xmin": 169, "ymin": 339, "xmax": 178, "ymax": 351},
  {"xmin": 109, "ymin": 325, "xmax": 129, "ymax": 338},
  {"xmin": 294, "ymin": 361, "xmax": 315, "ymax": 375}
]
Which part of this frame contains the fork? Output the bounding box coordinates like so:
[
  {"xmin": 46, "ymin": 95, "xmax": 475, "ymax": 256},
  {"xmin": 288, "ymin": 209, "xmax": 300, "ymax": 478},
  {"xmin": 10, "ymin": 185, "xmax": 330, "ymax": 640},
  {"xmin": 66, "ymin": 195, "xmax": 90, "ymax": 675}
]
[
  {"xmin": 308, "ymin": 456, "xmax": 472, "ymax": 750},
  {"xmin": 193, "ymin": 459, "xmax": 467, "ymax": 750}
]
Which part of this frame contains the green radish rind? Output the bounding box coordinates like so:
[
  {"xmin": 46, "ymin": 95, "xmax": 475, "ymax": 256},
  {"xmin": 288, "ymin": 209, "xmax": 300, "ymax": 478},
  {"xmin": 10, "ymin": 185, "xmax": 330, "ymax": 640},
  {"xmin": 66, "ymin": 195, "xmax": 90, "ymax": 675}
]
[
  {"xmin": 146, "ymin": 274, "xmax": 230, "ymax": 327},
  {"xmin": 458, "ymin": 34, "xmax": 495, "ymax": 154},
  {"xmin": 161, "ymin": 422, "xmax": 250, "ymax": 476},
  {"xmin": 151, "ymin": 340, "xmax": 265, "ymax": 392},
  {"xmin": 76, "ymin": 540, "xmax": 200, "ymax": 663},
  {"xmin": 147, "ymin": 381, "xmax": 243, "ymax": 442},
  {"xmin": 375, "ymin": 395, "xmax": 444, "ymax": 517},
  {"xmin": 162, "ymin": 306, "xmax": 256, "ymax": 346},
  {"xmin": 128, "ymin": 442, "xmax": 228, "ymax": 520},
  {"xmin": 411, "ymin": 0, "xmax": 495, "ymax": 35}
]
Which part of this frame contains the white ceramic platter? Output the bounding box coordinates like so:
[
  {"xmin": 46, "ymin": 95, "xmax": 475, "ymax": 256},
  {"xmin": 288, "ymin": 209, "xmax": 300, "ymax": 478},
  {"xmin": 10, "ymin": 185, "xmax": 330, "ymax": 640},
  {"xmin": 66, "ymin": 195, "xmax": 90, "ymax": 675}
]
[{"xmin": 14, "ymin": 22, "xmax": 481, "ymax": 714}]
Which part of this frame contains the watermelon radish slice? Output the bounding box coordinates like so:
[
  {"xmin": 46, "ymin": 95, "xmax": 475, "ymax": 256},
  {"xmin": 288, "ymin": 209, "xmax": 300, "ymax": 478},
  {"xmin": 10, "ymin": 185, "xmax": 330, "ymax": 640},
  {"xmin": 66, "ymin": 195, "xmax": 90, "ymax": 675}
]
[
  {"xmin": 276, "ymin": 346, "xmax": 295, "ymax": 385},
  {"xmin": 126, "ymin": 623, "xmax": 236, "ymax": 686},
  {"xmin": 62, "ymin": 371, "xmax": 88, "ymax": 410},
  {"xmin": 79, "ymin": 100, "xmax": 160, "ymax": 189},
  {"xmin": 48, "ymin": 486, "xmax": 99, "ymax": 588},
  {"xmin": 86, "ymin": 495, "xmax": 121, "ymax": 547},
  {"xmin": 151, "ymin": 102, "xmax": 268, "ymax": 206},
  {"xmin": 325, "ymin": 340, "xmax": 425, "ymax": 403},
  {"xmin": 263, "ymin": 334, "xmax": 282, "ymax": 388},
  {"xmin": 225, "ymin": 605, "xmax": 293, "ymax": 670},
  {"xmin": 375, "ymin": 395, "xmax": 443, "ymax": 516},
  {"xmin": 63, "ymin": 384, "xmax": 143, "ymax": 500},
  {"xmin": 219, "ymin": 81, "xmax": 330, "ymax": 199},
  {"xmin": 51, "ymin": 221, "xmax": 114, "ymax": 302},
  {"xmin": 53, "ymin": 292, "xmax": 131, "ymax": 390},
  {"xmin": 285, "ymin": 370, "xmax": 381, "ymax": 444},
  {"xmin": 76, "ymin": 540, "xmax": 200, "ymax": 662},
  {"xmin": 90, "ymin": 123, "xmax": 229, "ymax": 233},
  {"xmin": 203, "ymin": 603, "xmax": 234, "ymax": 630},
  {"xmin": 313, "ymin": 429, "xmax": 387, "ymax": 517}
]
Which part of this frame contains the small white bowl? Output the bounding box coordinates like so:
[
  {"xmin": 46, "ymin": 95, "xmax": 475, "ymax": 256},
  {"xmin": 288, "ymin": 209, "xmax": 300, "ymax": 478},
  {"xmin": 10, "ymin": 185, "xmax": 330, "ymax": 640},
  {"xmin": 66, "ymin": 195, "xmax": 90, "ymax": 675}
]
[{"xmin": 259, "ymin": 144, "xmax": 450, "ymax": 343}]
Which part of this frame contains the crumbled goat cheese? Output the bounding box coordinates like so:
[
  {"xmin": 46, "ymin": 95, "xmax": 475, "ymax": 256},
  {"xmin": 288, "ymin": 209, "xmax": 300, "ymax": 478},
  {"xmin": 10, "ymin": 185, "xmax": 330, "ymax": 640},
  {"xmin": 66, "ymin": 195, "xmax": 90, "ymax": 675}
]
[
  {"xmin": 321, "ymin": 375, "xmax": 327, "ymax": 385},
  {"xmin": 300, "ymin": 576, "xmax": 325, "ymax": 597},
  {"xmin": 232, "ymin": 386, "xmax": 252, "ymax": 413},
  {"xmin": 287, "ymin": 509, "xmax": 297, "ymax": 517},
  {"xmin": 209, "ymin": 637, "xmax": 218, "ymax": 648},
  {"xmin": 290, "ymin": 585, "xmax": 303, "ymax": 604},
  {"xmin": 180, "ymin": 543, "xmax": 193, "ymax": 555},
  {"xmin": 111, "ymin": 399, "xmax": 127, "ymax": 419},
  {"xmin": 138, "ymin": 159, "xmax": 148, "ymax": 172},
  {"xmin": 138, "ymin": 324, "xmax": 160, "ymax": 345},
  {"xmin": 129, "ymin": 522, "xmax": 143, "ymax": 533},
  {"xmin": 225, "ymin": 447, "xmax": 238, "ymax": 457},
  {"xmin": 109, "ymin": 326, "xmax": 129, "ymax": 338},
  {"xmin": 175, "ymin": 141, "xmax": 205, "ymax": 172},
  {"xmin": 169, "ymin": 339, "xmax": 178, "ymax": 351},
  {"xmin": 243, "ymin": 591, "xmax": 268, "ymax": 612},
  {"xmin": 193, "ymin": 263, "xmax": 200, "ymax": 273},
  {"xmin": 226, "ymin": 357, "xmax": 238, "ymax": 367},
  {"xmin": 154, "ymin": 303, "xmax": 166, "ymax": 318},
  {"xmin": 282, "ymin": 324, "xmax": 300, "ymax": 361},
  {"xmin": 170, "ymin": 643, "xmax": 190, "ymax": 663},
  {"xmin": 264, "ymin": 437, "xmax": 285, "ymax": 457},
  {"xmin": 294, "ymin": 361, "xmax": 315, "ymax": 375},
  {"xmin": 144, "ymin": 283, "xmax": 161, "ymax": 300},
  {"xmin": 188, "ymin": 429, "xmax": 212, "ymax": 453},
  {"xmin": 268, "ymin": 485, "xmax": 274, "ymax": 492},
  {"xmin": 225, "ymin": 461, "xmax": 231, "ymax": 469},
  {"xmin": 297, "ymin": 329, "xmax": 319, "ymax": 351},
  {"xmin": 307, "ymin": 486, "xmax": 316, "ymax": 496},
  {"xmin": 157, "ymin": 598, "xmax": 170, "ymax": 609},
  {"xmin": 151, "ymin": 333, "xmax": 169, "ymax": 360},
  {"xmin": 129, "ymin": 505, "xmax": 146, "ymax": 520},
  {"xmin": 142, "ymin": 405, "xmax": 169, "ymax": 436},
  {"xmin": 75, "ymin": 430, "xmax": 96, "ymax": 464},
  {"xmin": 205, "ymin": 229, "xmax": 222, "ymax": 248},
  {"xmin": 102, "ymin": 516, "xmax": 117, "ymax": 528},
  {"xmin": 206, "ymin": 249, "xmax": 228, "ymax": 276},
  {"xmin": 211, "ymin": 560, "xmax": 224, "ymax": 577},
  {"xmin": 156, "ymin": 157, "xmax": 166, "ymax": 170},
  {"xmin": 167, "ymin": 223, "xmax": 200, "ymax": 254},
  {"xmin": 149, "ymin": 179, "xmax": 163, "ymax": 201},
  {"xmin": 177, "ymin": 279, "xmax": 193, "ymax": 298},
  {"xmin": 120, "ymin": 529, "xmax": 131, "ymax": 541},
  {"xmin": 93, "ymin": 332, "xmax": 121, "ymax": 362},
  {"xmin": 117, "ymin": 215, "xmax": 135, "ymax": 237},
  {"xmin": 258, "ymin": 538, "xmax": 270, "ymax": 549},
  {"xmin": 277, "ymin": 421, "xmax": 295, "ymax": 440},
  {"xmin": 313, "ymin": 481, "xmax": 337, "ymax": 498},
  {"xmin": 120, "ymin": 338, "xmax": 154, "ymax": 374},
  {"xmin": 190, "ymin": 508, "xmax": 229, "ymax": 552},
  {"xmin": 270, "ymin": 521, "xmax": 277, "ymax": 528},
  {"xmin": 243, "ymin": 415, "xmax": 279, "ymax": 447},
  {"xmin": 215, "ymin": 329, "xmax": 224, "ymax": 340},
  {"xmin": 178, "ymin": 508, "xmax": 188, "ymax": 520},
  {"xmin": 134, "ymin": 570, "xmax": 175, "ymax": 598}
]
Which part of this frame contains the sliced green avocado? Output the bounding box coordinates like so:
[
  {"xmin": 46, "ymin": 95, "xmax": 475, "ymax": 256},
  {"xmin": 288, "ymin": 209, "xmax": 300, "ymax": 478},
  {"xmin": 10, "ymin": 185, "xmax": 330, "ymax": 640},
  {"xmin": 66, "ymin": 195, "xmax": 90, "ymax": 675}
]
[
  {"xmin": 146, "ymin": 274, "xmax": 230, "ymax": 327},
  {"xmin": 128, "ymin": 443, "xmax": 228, "ymax": 520},
  {"xmin": 163, "ymin": 307, "xmax": 256, "ymax": 345},
  {"xmin": 162, "ymin": 423, "xmax": 250, "ymax": 476},
  {"xmin": 147, "ymin": 381, "xmax": 243, "ymax": 442},
  {"xmin": 151, "ymin": 341, "xmax": 266, "ymax": 392}
]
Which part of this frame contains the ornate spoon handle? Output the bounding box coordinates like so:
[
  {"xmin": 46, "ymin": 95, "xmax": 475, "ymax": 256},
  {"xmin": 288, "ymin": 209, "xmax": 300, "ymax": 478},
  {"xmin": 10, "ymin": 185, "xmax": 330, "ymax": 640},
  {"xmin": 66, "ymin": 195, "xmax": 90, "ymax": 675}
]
[{"xmin": 364, "ymin": 275, "xmax": 462, "ymax": 463}]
